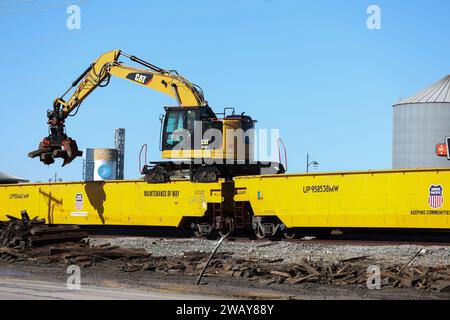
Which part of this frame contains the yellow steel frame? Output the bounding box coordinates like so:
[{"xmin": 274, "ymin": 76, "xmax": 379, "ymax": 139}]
[
  {"xmin": 234, "ymin": 168, "xmax": 450, "ymax": 229},
  {"xmin": 2, "ymin": 168, "xmax": 450, "ymax": 231},
  {"xmin": 0, "ymin": 180, "xmax": 222, "ymax": 227}
]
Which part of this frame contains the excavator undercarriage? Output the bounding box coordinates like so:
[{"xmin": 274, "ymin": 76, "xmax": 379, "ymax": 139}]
[{"xmin": 142, "ymin": 161, "xmax": 284, "ymax": 183}]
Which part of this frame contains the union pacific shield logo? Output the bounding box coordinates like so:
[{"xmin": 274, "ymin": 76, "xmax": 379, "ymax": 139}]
[
  {"xmin": 75, "ymin": 193, "xmax": 83, "ymax": 211},
  {"xmin": 428, "ymin": 185, "xmax": 444, "ymax": 209}
]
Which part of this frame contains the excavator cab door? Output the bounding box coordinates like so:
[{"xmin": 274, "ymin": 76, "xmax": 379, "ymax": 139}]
[{"xmin": 161, "ymin": 106, "xmax": 220, "ymax": 152}]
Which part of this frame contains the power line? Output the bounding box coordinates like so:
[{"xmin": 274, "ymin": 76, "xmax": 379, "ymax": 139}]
[
  {"xmin": 0, "ymin": 0, "xmax": 88, "ymax": 16},
  {"xmin": 0, "ymin": 0, "xmax": 37, "ymax": 6},
  {"xmin": 0, "ymin": 0, "xmax": 38, "ymax": 8}
]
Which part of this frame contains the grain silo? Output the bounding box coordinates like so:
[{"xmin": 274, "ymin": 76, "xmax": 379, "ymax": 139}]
[{"xmin": 393, "ymin": 75, "xmax": 450, "ymax": 169}]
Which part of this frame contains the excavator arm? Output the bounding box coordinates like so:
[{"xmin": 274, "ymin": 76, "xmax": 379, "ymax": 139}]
[{"xmin": 28, "ymin": 50, "xmax": 207, "ymax": 166}]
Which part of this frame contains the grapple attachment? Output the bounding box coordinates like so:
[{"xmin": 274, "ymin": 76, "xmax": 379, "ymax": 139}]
[
  {"xmin": 28, "ymin": 106, "xmax": 83, "ymax": 167},
  {"xmin": 29, "ymin": 136, "xmax": 83, "ymax": 167}
]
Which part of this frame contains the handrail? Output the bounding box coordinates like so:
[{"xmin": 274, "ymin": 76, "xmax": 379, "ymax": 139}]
[
  {"xmin": 277, "ymin": 138, "xmax": 288, "ymax": 172},
  {"xmin": 139, "ymin": 144, "xmax": 148, "ymax": 174}
]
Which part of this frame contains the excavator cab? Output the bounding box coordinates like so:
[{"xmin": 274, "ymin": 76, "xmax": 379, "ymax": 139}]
[
  {"xmin": 161, "ymin": 106, "xmax": 219, "ymax": 151},
  {"xmin": 160, "ymin": 106, "xmax": 256, "ymax": 162}
]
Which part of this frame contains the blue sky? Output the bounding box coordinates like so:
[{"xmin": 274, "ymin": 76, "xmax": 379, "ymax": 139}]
[{"xmin": 1, "ymin": 0, "xmax": 449, "ymax": 182}]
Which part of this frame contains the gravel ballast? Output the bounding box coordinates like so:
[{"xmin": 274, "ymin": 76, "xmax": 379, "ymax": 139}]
[{"xmin": 88, "ymin": 237, "xmax": 450, "ymax": 267}]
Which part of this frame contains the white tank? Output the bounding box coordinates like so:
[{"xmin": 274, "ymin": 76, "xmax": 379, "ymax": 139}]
[
  {"xmin": 83, "ymin": 148, "xmax": 118, "ymax": 181},
  {"xmin": 93, "ymin": 149, "xmax": 118, "ymax": 181}
]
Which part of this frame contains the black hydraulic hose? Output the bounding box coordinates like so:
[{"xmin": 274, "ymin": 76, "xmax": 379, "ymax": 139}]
[
  {"xmin": 72, "ymin": 64, "xmax": 93, "ymax": 87},
  {"xmin": 129, "ymin": 55, "xmax": 165, "ymax": 73},
  {"xmin": 98, "ymin": 75, "xmax": 111, "ymax": 88},
  {"xmin": 60, "ymin": 64, "xmax": 93, "ymax": 100},
  {"xmin": 68, "ymin": 105, "xmax": 81, "ymax": 117},
  {"xmin": 121, "ymin": 51, "xmax": 205, "ymax": 103}
]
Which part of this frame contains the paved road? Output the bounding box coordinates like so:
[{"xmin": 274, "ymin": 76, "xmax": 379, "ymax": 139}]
[{"xmin": 0, "ymin": 278, "xmax": 222, "ymax": 300}]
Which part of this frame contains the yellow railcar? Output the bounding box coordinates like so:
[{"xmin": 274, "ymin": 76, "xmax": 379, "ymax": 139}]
[
  {"xmin": 0, "ymin": 179, "xmax": 223, "ymax": 229},
  {"xmin": 2, "ymin": 168, "xmax": 450, "ymax": 239},
  {"xmin": 234, "ymin": 169, "xmax": 450, "ymax": 238}
]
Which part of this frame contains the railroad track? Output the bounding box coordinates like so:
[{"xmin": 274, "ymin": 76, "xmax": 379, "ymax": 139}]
[
  {"xmin": 83, "ymin": 226, "xmax": 450, "ymax": 246},
  {"xmin": 288, "ymin": 238, "xmax": 450, "ymax": 247}
]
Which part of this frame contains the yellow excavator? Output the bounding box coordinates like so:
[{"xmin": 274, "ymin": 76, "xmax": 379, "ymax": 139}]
[{"xmin": 29, "ymin": 50, "xmax": 284, "ymax": 182}]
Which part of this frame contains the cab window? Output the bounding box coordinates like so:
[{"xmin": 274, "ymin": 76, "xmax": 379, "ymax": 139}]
[{"xmin": 163, "ymin": 111, "xmax": 185, "ymax": 149}]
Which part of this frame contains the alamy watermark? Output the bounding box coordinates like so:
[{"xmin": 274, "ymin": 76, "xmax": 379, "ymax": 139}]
[
  {"xmin": 366, "ymin": 265, "xmax": 382, "ymax": 290},
  {"xmin": 167, "ymin": 123, "xmax": 281, "ymax": 165},
  {"xmin": 66, "ymin": 5, "xmax": 81, "ymax": 30},
  {"xmin": 67, "ymin": 265, "xmax": 81, "ymax": 290},
  {"xmin": 367, "ymin": 5, "xmax": 382, "ymax": 30}
]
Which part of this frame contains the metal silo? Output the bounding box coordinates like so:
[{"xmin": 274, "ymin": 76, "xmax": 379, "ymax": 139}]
[{"xmin": 393, "ymin": 75, "xmax": 450, "ymax": 169}]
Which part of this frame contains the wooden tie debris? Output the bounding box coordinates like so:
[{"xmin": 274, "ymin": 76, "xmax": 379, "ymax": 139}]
[
  {"xmin": 122, "ymin": 251, "xmax": 450, "ymax": 292},
  {"xmin": 0, "ymin": 211, "xmax": 88, "ymax": 249},
  {"xmin": 1, "ymin": 213, "xmax": 449, "ymax": 293},
  {"xmin": 0, "ymin": 213, "xmax": 149, "ymax": 266}
]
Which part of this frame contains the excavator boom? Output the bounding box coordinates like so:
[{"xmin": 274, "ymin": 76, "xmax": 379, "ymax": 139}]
[{"xmin": 29, "ymin": 50, "xmax": 207, "ymax": 166}]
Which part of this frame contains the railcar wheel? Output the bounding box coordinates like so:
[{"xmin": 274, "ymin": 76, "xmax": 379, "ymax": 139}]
[
  {"xmin": 144, "ymin": 165, "xmax": 169, "ymax": 183},
  {"xmin": 191, "ymin": 223, "xmax": 214, "ymax": 238},
  {"xmin": 283, "ymin": 230, "xmax": 297, "ymax": 240},
  {"xmin": 218, "ymin": 218, "xmax": 234, "ymax": 237},
  {"xmin": 218, "ymin": 230, "xmax": 231, "ymax": 237},
  {"xmin": 255, "ymin": 225, "xmax": 266, "ymax": 239},
  {"xmin": 193, "ymin": 229, "xmax": 203, "ymax": 238},
  {"xmin": 192, "ymin": 167, "xmax": 219, "ymax": 183}
]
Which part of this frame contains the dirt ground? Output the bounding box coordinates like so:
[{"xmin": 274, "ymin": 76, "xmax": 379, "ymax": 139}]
[
  {"xmin": 0, "ymin": 261, "xmax": 446, "ymax": 300},
  {"xmin": 1, "ymin": 236, "xmax": 450, "ymax": 300}
]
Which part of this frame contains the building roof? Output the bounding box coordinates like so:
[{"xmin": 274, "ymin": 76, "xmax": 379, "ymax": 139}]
[
  {"xmin": 395, "ymin": 75, "xmax": 450, "ymax": 106},
  {"xmin": 0, "ymin": 172, "xmax": 29, "ymax": 184}
]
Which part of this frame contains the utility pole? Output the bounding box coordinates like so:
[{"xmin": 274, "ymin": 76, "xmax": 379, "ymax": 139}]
[{"xmin": 49, "ymin": 173, "xmax": 62, "ymax": 182}]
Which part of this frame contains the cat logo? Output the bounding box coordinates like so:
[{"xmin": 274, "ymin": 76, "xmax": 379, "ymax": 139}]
[
  {"xmin": 126, "ymin": 72, "xmax": 153, "ymax": 85},
  {"xmin": 135, "ymin": 74, "xmax": 147, "ymax": 83}
]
